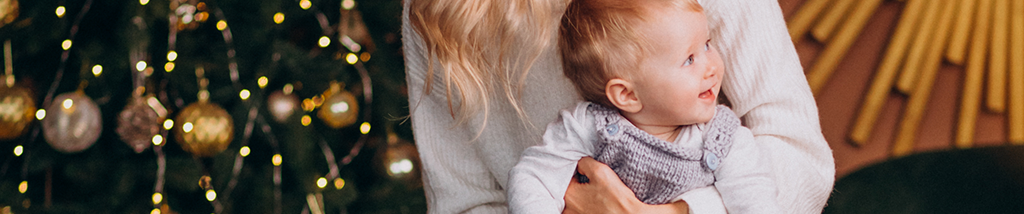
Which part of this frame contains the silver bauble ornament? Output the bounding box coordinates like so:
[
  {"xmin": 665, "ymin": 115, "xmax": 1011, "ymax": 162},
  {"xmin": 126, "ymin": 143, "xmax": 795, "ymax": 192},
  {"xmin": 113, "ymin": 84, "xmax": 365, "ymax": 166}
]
[
  {"xmin": 116, "ymin": 95, "xmax": 165, "ymax": 153},
  {"xmin": 267, "ymin": 90, "xmax": 300, "ymax": 123},
  {"xmin": 42, "ymin": 92, "xmax": 102, "ymax": 153}
]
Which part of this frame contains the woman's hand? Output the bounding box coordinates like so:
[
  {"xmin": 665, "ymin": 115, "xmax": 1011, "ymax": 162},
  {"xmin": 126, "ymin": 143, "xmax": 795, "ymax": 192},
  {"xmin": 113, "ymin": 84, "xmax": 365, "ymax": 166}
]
[{"xmin": 563, "ymin": 157, "xmax": 690, "ymax": 214}]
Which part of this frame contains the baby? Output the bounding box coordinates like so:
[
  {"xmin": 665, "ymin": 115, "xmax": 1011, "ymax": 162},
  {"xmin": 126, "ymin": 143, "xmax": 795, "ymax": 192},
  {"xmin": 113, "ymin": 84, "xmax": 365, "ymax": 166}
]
[{"xmin": 507, "ymin": 0, "xmax": 781, "ymax": 213}]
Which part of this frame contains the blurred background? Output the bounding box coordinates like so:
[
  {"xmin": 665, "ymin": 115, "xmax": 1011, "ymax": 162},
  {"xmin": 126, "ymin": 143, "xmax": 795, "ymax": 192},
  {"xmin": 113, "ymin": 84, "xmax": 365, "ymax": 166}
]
[
  {"xmin": 782, "ymin": 0, "xmax": 1024, "ymax": 213},
  {"xmin": 0, "ymin": 0, "xmax": 423, "ymax": 213}
]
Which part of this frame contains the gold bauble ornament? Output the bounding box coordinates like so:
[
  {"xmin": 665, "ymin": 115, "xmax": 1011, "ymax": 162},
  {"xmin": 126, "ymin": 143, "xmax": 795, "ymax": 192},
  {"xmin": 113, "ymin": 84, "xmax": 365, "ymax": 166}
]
[
  {"xmin": 0, "ymin": 78, "xmax": 35, "ymax": 140},
  {"xmin": 174, "ymin": 101, "xmax": 233, "ymax": 157},
  {"xmin": 42, "ymin": 92, "xmax": 102, "ymax": 153},
  {"xmin": 376, "ymin": 134, "xmax": 421, "ymax": 187},
  {"xmin": 116, "ymin": 95, "xmax": 166, "ymax": 153},
  {"xmin": 0, "ymin": 0, "xmax": 19, "ymax": 28},
  {"xmin": 317, "ymin": 82, "xmax": 358, "ymax": 128}
]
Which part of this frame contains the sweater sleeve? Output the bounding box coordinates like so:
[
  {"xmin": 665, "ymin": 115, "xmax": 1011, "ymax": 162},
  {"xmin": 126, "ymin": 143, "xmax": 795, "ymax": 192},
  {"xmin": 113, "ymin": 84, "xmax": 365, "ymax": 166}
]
[
  {"xmin": 713, "ymin": 127, "xmax": 783, "ymax": 214},
  {"xmin": 699, "ymin": 0, "xmax": 836, "ymax": 213},
  {"xmin": 507, "ymin": 103, "xmax": 596, "ymax": 214}
]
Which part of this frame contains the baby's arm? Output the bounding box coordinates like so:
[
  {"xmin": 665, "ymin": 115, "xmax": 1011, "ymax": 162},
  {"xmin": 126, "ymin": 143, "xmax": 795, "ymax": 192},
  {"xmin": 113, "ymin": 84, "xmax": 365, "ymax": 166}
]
[
  {"xmin": 507, "ymin": 104, "xmax": 596, "ymax": 213},
  {"xmin": 713, "ymin": 126, "xmax": 783, "ymax": 214}
]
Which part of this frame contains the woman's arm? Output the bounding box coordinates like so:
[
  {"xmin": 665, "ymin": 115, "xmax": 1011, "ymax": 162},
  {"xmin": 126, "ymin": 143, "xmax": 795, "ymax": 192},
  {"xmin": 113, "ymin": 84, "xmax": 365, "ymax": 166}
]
[{"xmin": 701, "ymin": 0, "xmax": 835, "ymax": 212}]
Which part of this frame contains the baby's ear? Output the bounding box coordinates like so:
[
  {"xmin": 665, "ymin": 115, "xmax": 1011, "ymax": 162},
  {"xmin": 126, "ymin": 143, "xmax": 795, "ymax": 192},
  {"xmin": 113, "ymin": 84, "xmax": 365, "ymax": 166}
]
[{"xmin": 605, "ymin": 78, "xmax": 642, "ymax": 113}]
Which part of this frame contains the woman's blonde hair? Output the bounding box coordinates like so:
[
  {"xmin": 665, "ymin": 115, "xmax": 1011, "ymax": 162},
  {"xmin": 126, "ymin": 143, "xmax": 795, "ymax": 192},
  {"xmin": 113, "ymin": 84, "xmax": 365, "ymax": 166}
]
[{"xmin": 409, "ymin": 0, "xmax": 558, "ymax": 130}]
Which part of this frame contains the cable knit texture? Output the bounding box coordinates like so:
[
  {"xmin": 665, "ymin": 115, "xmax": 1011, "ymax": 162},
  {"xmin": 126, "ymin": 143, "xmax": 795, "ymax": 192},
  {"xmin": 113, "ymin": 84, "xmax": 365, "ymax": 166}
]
[{"xmin": 591, "ymin": 104, "xmax": 740, "ymax": 205}]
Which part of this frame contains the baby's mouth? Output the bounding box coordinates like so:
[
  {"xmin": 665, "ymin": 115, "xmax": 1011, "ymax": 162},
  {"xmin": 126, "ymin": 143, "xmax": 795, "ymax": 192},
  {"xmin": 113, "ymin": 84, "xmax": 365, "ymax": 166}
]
[{"xmin": 698, "ymin": 89, "xmax": 714, "ymax": 99}]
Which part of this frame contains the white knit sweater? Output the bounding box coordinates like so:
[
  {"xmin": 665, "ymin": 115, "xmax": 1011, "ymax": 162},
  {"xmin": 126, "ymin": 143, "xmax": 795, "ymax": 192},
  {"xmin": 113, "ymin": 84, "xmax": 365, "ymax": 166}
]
[{"xmin": 402, "ymin": 0, "xmax": 835, "ymax": 213}]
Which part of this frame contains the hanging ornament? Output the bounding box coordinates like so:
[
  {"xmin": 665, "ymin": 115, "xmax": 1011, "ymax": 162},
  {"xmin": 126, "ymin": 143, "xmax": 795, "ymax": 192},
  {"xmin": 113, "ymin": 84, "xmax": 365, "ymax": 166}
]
[
  {"xmin": 116, "ymin": 93, "xmax": 166, "ymax": 153},
  {"xmin": 267, "ymin": 87, "xmax": 300, "ymax": 123},
  {"xmin": 0, "ymin": 0, "xmax": 18, "ymax": 28},
  {"xmin": 42, "ymin": 91, "xmax": 102, "ymax": 153},
  {"xmin": 173, "ymin": 67, "xmax": 233, "ymax": 157},
  {"xmin": 338, "ymin": 0, "xmax": 374, "ymax": 53},
  {"xmin": 174, "ymin": 97, "xmax": 233, "ymax": 157},
  {"xmin": 0, "ymin": 40, "xmax": 34, "ymax": 140},
  {"xmin": 317, "ymin": 82, "xmax": 358, "ymax": 128},
  {"xmin": 0, "ymin": 76, "xmax": 34, "ymax": 140},
  {"xmin": 376, "ymin": 133, "xmax": 421, "ymax": 187}
]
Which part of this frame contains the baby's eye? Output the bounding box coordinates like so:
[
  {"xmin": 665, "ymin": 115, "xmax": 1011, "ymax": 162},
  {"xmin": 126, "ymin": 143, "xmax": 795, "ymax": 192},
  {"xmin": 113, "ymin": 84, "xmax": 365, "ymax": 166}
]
[
  {"xmin": 704, "ymin": 40, "xmax": 711, "ymax": 51},
  {"xmin": 683, "ymin": 55, "xmax": 694, "ymax": 66}
]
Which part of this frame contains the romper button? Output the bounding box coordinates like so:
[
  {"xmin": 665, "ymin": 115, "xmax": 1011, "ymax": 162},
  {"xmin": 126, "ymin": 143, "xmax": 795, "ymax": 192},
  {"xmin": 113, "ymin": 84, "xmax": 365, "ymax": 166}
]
[
  {"xmin": 606, "ymin": 123, "xmax": 619, "ymax": 135},
  {"xmin": 705, "ymin": 152, "xmax": 719, "ymax": 171}
]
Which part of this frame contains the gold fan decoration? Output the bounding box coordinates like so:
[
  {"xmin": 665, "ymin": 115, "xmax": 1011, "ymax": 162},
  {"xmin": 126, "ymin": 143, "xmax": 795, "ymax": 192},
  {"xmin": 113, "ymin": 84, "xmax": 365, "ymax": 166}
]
[{"xmin": 789, "ymin": 0, "xmax": 1024, "ymax": 157}]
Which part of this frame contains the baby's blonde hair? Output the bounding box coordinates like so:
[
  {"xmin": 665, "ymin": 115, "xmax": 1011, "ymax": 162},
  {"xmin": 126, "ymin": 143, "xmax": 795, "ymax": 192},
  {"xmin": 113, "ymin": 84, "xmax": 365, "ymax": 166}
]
[
  {"xmin": 559, "ymin": 0, "xmax": 703, "ymax": 107},
  {"xmin": 409, "ymin": 0, "xmax": 558, "ymax": 130}
]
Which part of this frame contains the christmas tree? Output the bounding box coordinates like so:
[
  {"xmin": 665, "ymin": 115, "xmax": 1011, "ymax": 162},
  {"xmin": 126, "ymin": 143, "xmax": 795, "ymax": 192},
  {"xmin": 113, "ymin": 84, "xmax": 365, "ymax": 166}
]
[{"xmin": 0, "ymin": 0, "xmax": 424, "ymax": 213}]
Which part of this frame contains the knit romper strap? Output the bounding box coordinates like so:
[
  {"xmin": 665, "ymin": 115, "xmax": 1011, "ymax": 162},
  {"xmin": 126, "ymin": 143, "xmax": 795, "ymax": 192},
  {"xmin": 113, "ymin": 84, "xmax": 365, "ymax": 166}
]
[{"xmin": 589, "ymin": 104, "xmax": 740, "ymax": 205}]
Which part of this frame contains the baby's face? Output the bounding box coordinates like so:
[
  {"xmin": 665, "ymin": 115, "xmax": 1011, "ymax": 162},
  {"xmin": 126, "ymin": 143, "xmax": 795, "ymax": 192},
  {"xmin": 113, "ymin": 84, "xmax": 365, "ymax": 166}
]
[{"xmin": 631, "ymin": 8, "xmax": 724, "ymax": 126}]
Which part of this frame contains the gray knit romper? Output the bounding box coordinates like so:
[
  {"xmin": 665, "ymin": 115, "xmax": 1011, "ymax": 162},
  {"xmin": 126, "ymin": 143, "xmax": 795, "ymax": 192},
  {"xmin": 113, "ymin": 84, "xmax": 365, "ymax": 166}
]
[{"xmin": 588, "ymin": 104, "xmax": 740, "ymax": 205}]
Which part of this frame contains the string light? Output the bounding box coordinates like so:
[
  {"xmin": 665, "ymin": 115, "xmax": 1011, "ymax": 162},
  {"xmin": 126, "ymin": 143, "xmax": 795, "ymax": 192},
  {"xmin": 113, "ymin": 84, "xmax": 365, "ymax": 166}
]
[
  {"xmin": 56, "ymin": 6, "xmax": 66, "ymax": 18},
  {"xmin": 333, "ymin": 178, "xmax": 345, "ymax": 189},
  {"xmin": 239, "ymin": 89, "xmax": 251, "ymax": 100},
  {"xmin": 62, "ymin": 99, "xmax": 74, "ymax": 109},
  {"xmin": 273, "ymin": 13, "xmax": 285, "ymax": 24},
  {"xmin": 164, "ymin": 62, "xmax": 175, "ymax": 72},
  {"xmin": 152, "ymin": 192, "xmax": 163, "ymax": 204},
  {"xmin": 205, "ymin": 189, "xmax": 217, "ymax": 201},
  {"xmin": 257, "ymin": 76, "xmax": 268, "ymax": 89},
  {"xmin": 18, "ymin": 181, "xmax": 27, "ymax": 193},
  {"xmin": 140, "ymin": 0, "xmax": 150, "ymax": 6},
  {"xmin": 35, "ymin": 109, "xmax": 45, "ymax": 120},
  {"xmin": 317, "ymin": 177, "xmax": 327, "ymax": 189},
  {"xmin": 166, "ymin": 51, "xmax": 177, "ymax": 61},
  {"xmin": 240, "ymin": 146, "xmax": 250, "ymax": 157},
  {"xmin": 312, "ymin": 95, "xmax": 324, "ymax": 107},
  {"xmin": 342, "ymin": 0, "xmax": 356, "ymax": 10},
  {"xmin": 163, "ymin": 119, "xmax": 174, "ymax": 130},
  {"xmin": 91, "ymin": 65, "xmax": 103, "ymax": 77},
  {"xmin": 299, "ymin": 0, "xmax": 312, "ymax": 10},
  {"xmin": 301, "ymin": 115, "xmax": 312, "ymax": 126},
  {"xmin": 152, "ymin": 134, "xmax": 164, "ymax": 146},
  {"xmin": 150, "ymin": 208, "xmax": 160, "ymax": 214},
  {"xmin": 183, "ymin": 122, "xmax": 194, "ymax": 133},
  {"xmin": 318, "ymin": 36, "xmax": 330, "ymax": 48},
  {"xmin": 283, "ymin": 84, "xmax": 294, "ymax": 94},
  {"xmin": 62, "ymin": 40, "xmax": 72, "ymax": 50},
  {"xmin": 272, "ymin": 154, "xmax": 282, "ymax": 166},
  {"xmin": 216, "ymin": 20, "xmax": 227, "ymax": 31},
  {"xmin": 345, "ymin": 53, "xmax": 358, "ymax": 65},
  {"xmin": 360, "ymin": 122, "xmax": 371, "ymax": 134},
  {"xmin": 136, "ymin": 61, "xmax": 147, "ymax": 72},
  {"xmin": 360, "ymin": 52, "xmax": 371, "ymax": 62},
  {"xmin": 13, "ymin": 145, "xmax": 22, "ymax": 156},
  {"xmin": 302, "ymin": 99, "xmax": 316, "ymax": 111}
]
